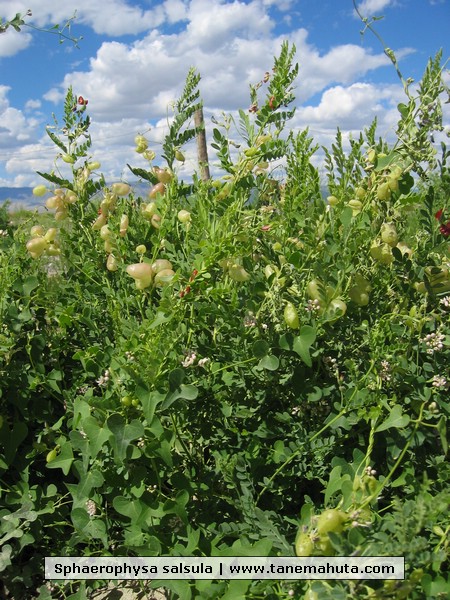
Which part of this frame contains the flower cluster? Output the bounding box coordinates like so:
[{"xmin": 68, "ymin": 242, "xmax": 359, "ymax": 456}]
[
  {"xmin": 96, "ymin": 369, "xmax": 110, "ymax": 387},
  {"xmin": 181, "ymin": 351, "xmax": 196, "ymax": 368},
  {"xmin": 435, "ymin": 209, "xmax": 450, "ymax": 237},
  {"xmin": 323, "ymin": 356, "xmax": 338, "ymax": 371},
  {"xmin": 432, "ymin": 375, "xmax": 448, "ymax": 390},
  {"xmin": 421, "ymin": 331, "xmax": 445, "ymax": 354},
  {"xmin": 85, "ymin": 499, "xmax": 96, "ymax": 517},
  {"xmin": 181, "ymin": 351, "xmax": 209, "ymax": 369},
  {"xmin": 306, "ymin": 298, "xmax": 321, "ymax": 313},
  {"xmin": 379, "ymin": 360, "xmax": 392, "ymax": 382},
  {"xmin": 244, "ymin": 312, "xmax": 257, "ymax": 327},
  {"xmin": 440, "ymin": 296, "xmax": 450, "ymax": 309}
]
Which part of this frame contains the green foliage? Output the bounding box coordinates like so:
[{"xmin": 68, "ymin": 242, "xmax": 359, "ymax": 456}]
[
  {"xmin": 0, "ymin": 10, "xmax": 82, "ymax": 46},
  {"xmin": 1, "ymin": 37, "xmax": 449, "ymax": 600}
]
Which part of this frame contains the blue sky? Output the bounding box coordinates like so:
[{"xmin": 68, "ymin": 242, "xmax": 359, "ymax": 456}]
[{"xmin": 0, "ymin": 0, "xmax": 448, "ymax": 188}]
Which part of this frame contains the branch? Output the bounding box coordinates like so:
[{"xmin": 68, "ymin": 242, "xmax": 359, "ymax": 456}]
[{"xmin": 0, "ymin": 10, "xmax": 82, "ymax": 47}]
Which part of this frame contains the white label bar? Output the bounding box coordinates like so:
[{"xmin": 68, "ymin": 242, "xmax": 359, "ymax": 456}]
[{"xmin": 45, "ymin": 556, "xmax": 404, "ymax": 580}]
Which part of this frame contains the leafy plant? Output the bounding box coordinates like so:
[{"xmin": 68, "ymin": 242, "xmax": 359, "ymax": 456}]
[{"xmin": 0, "ymin": 20, "xmax": 449, "ymax": 600}]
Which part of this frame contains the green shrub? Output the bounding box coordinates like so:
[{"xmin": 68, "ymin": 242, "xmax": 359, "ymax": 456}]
[{"xmin": 0, "ymin": 39, "xmax": 449, "ymax": 600}]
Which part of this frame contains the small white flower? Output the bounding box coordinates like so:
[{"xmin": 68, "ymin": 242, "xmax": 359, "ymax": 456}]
[
  {"xmin": 306, "ymin": 298, "xmax": 320, "ymax": 313},
  {"xmin": 422, "ymin": 331, "xmax": 445, "ymax": 354},
  {"xmin": 182, "ymin": 351, "xmax": 197, "ymax": 368},
  {"xmin": 379, "ymin": 360, "xmax": 392, "ymax": 382},
  {"xmin": 198, "ymin": 357, "xmax": 210, "ymax": 368},
  {"xmin": 86, "ymin": 500, "xmax": 97, "ymax": 517},
  {"xmin": 432, "ymin": 375, "xmax": 448, "ymax": 390},
  {"xmin": 244, "ymin": 312, "xmax": 257, "ymax": 327}
]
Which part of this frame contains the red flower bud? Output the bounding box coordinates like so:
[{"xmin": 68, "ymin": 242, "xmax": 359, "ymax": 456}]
[{"xmin": 439, "ymin": 221, "xmax": 450, "ymax": 237}]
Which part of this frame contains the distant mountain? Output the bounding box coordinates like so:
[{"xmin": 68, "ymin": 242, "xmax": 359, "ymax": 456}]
[
  {"xmin": 0, "ymin": 187, "xmax": 42, "ymax": 210},
  {"xmin": 0, "ymin": 181, "xmax": 179, "ymax": 211}
]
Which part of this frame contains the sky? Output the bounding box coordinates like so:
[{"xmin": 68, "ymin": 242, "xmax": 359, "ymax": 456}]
[{"xmin": 0, "ymin": 0, "xmax": 449, "ymax": 190}]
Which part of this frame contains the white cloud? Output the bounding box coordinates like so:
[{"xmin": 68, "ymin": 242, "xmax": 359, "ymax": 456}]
[
  {"xmin": 292, "ymin": 40, "xmax": 391, "ymax": 102},
  {"xmin": 0, "ymin": 0, "xmax": 423, "ymax": 188},
  {"xmin": 25, "ymin": 99, "xmax": 41, "ymax": 110},
  {"xmin": 2, "ymin": 0, "xmax": 166, "ymax": 37},
  {"xmin": 355, "ymin": 0, "xmax": 395, "ymax": 16},
  {"xmin": 0, "ymin": 27, "xmax": 32, "ymax": 57},
  {"xmin": 163, "ymin": 0, "xmax": 189, "ymax": 23},
  {"xmin": 295, "ymin": 82, "xmax": 402, "ymax": 134},
  {"xmin": 185, "ymin": 0, "xmax": 273, "ymax": 53},
  {"xmin": 0, "ymin": 86, "xmax": 41, "ymax": 149}
]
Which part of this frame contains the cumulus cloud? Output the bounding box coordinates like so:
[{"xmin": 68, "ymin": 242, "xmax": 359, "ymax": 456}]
[
  {"xmin": 354, "ymin": 0, "xmax": 395, "ymax": 17},
  {"xmin": 0, "ymin": 0, "xmax": 424, "ymax": 187},
  {"xmin": 0, "ymin": 27, "xmax": 32, "ymax": 57},
  {"xmin": 25, "ymin": 99, "xmax": 42, "ymax": 110},
  {"xmin": 0, "ymin": 86, "xmax": 41, "ymax": 149},
  {"xmin": 295, "ymin": 82, "xmax": 403, "ymax": 140},
  {"xmin": 3, "ymin": 0, "xmax": 166, "ymax": 37},
  {"xmin": 42, "ymin": 3, "xmax": 392, "ymax": 126}
]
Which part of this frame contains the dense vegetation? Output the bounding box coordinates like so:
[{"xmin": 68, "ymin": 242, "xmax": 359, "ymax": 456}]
[{"xmin": 0, "ymin": 35, "xmax": 449, "ymax": 600}]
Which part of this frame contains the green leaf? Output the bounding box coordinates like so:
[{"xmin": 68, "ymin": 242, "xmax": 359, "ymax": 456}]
[
  {"xmin": 36, "ymin": 171, "xmax": 71, "ymax": 188},
  {"xmin": 46, "ymin": 441, "xmax": 74, "ymax": 475},
  {"xmin": 112, "ymin": 496, "xmax": 150, "ymax": 525},
  {"xmin": 374, "ymin": 151, "xmax": 399, "ymax": 171},
  {"xmin": 221, "ymin": 580, "xmax": 250, "ymax": 600},
  {"xmin": 106, "ymin": 414, "xmax": 145, "ymax": 463},
  {"xmin": 152, "ymin": 580, "xmax": 192, "ymax": 600},
  {"xmin": 136, "ymin": 387, "xmax": 164, "ymax": 425},
  {"xmin": 436, "ymin": 416, "xmax": 448, "ymax": 454},
  {"xmin": 0, "ymin": 421, "xmax": 28, "ymax": 466},
  {"xmin": 292, "ymin": 326, "xmax": 316, "ymax": 367},
  {"xmin": 70, "ymin": 509, "xmax": 108, "ymax": 546},
  {"xmin": 66, "ymin": 469, "xmax": 104, "ymax": 503},
  {"xmin": 169, "ymin": 368, "xmax": 185, "ymax": 391},
  {"xmin": 397, "ymin": 103, "xmax": 409, "ymax": 118},
  {"xmin": 45, "ymin": 128, "xmax": 68, "ymax": 153},
  {"xmin": 161, "ymin": 384, "xmax": 198, "ymax": 411},
  {"xmin": 0, "ymin": 545, "xmax": 12, "ymax": 571},
  {"xmin": 278, "ymin": 333, "xmax": 293, "ymax": 351},
  {"xmin": 22, "ymin": 276, "xmax": 39, "ymax": 297},
  {"xmin": 375, "ymin": 405, "xmax": 410, "ymax": 432},
  {"xmin": 82, "ymin": 416, "xmax": 110, "ymax": 458},
  {"xmin": 339, "ymin": 206, "xmax": 353, "ymax": 229},
  {"xmin": 149, "ymin": 311, "xmax": 173, "ymax": 329},
  {"xmin": 71, "ymin": 507, "xmax": 90, "ymax": 531},
  {"xmin": 65, "ymin": 582, "xmax": 87, "ymax": 600},
  {"xmin": 127, "ymin": 164, "xmax": 157, "ymax": 183},
  {"xmin": 252, "ymin": 340, "xmax": 270, "ymax": 358},
  {"xmin": 257, "ymin": 355, "xmax": 279, "ymax": 371}
]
